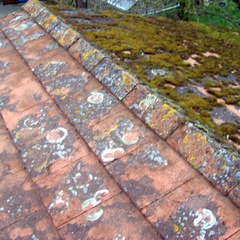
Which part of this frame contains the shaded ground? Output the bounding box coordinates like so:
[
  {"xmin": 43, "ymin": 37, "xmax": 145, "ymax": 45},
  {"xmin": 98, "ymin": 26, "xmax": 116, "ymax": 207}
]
[
  {"xmin": 0, "ymin": 1, "xmax": 24, "ymax": 18},
  {"xmin": 47, "ymin": 4, "xmax": 240, "ymax": 151}
]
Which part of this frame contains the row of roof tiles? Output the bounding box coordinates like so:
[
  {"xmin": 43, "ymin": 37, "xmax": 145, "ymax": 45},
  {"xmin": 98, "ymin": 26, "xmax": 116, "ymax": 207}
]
[{"xmin": 0, "ymin": 0, "xmax": 240, "ymax": 239}]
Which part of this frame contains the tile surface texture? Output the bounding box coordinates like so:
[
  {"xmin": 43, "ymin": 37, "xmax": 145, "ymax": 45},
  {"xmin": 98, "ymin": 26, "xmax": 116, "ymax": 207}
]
[{"xmin": 0, "ymin": 1, "xmax": 240, "ymax": 239}]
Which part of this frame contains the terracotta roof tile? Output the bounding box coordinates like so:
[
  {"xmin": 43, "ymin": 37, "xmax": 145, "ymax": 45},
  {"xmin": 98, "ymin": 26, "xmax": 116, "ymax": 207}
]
[
  {"xmin": 1, "ymin": 1, "xmax": 240, "ymax": 238},
  {"xmin": 35, "ymin": 153, "xmax": 121, "ymax": 227}
]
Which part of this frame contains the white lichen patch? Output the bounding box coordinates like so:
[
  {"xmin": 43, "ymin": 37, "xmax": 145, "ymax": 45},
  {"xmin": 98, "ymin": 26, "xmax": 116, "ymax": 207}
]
[
  {"xmin": 139, "ymin": 94, "xmax": 158, "ymax": 109},
  {"xmin": 87, "ymin": 92, "xmax": 104, "ymax": 104},
  {"xmin": 193, "ymin": 208, "xmax": 217, "ymax": 230},
  {"xmin": 86, "ymin": 208, "xmax": 104, "ymax": 222},
  {"xmin": 101, "ymin": 148, "xmax": 125, "ymax": 162},
  {"xmin": 46, "ymin": 127, "xmax": 68, "ymax": 143}
]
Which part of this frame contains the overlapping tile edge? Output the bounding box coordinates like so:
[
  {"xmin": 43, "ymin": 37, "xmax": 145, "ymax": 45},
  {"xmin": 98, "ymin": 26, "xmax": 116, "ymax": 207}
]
[
  {"xmin": 0, "ymin": 0, "xmax": 240, "ymax": 239},
  {"xmin": 21, "ymin": 0, "xmax": 240, "ymax": 205}
]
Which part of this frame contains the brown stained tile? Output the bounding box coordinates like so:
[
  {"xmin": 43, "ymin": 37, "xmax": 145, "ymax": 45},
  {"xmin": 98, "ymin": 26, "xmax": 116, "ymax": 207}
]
[
  {"xmin": 19, "ymin": 124, "xmax": 90, "ymax": 181},
  {"xmin": 229, "ymin": 184, "xmax": 240, "ymax": 208},
  {"xmin": 0, "ymin": 133, "xmax": 24, "ymax": 180},
  {"xmin": 107, "ymin": 140, "xmax": 197, "ymax": 209},
  {"xmin": 0, "ymin": 69, "xmax": 36, "ymax": 95},
  {"xmin": 0, "ymin": 36, "xmax": 15, "ymax": 55},
  {"xmin": 0, "ymin": 170, "xmax": 43, "ymax": 230},
  {"xmin": 81, "ymin": 110, "xmax": 155, "ymax": 165},
  {"xmin": 91, "ymin": 58, "xmax": 138, "ymax": 100},
  {"xmin": 0, "ymin": 11, "xmax": 29, "ymax": 29},
  {"xmin": 167, "ymin": 122, "xmax": 240, "ymax": 195},
  {"xmin": 5, "ymin": 100, "xmax": 68, "ymax": 147},
  {"xmin": 32, "ymin": 53, "xmax": 81, "ymax": 83},
  {"xmin": 35, "ymin": 8, "xmax": 60, "ymax": 33},
  {"xmin": 69, "ymin": 38, "xmax": 105, "ymax": 71},
  {"xmin": 142, "ymin": 176, "xmax": 240, "ymax": 240},
  {"xmin": 44, "ymin": 69, "xmax": 95, "ymax": 105},
  {"xmin": 0, "ymin": 81, "xmax": 50, "ymax": 119},
  {"xmin": 17, "ymin": 35, "xmax": 61, "ymax": 67},
  {"xmin": 50, "ymin": 22, "xmax": 80, "ymax": 49},
  {"xmin": 58, "ymin": 193, "xmax": 161, "ymax": 239},
  {"xmin": 0, "ymin": 115, "xmax": 7, "ymax": 135},
  {"xmin": 0, "ymin": 210, "xmax": 62, "ymax": 240},
  {"xmin": 60, "ymin": 86, "xmax": 125, "ymax": 132},
  {"xmin": 35, "ymin": 154, "xmax": 121, "ymax": 227},
  {"xmin": 124, "ymin": 85, "xmax": 182, "ymax": 139},
  {"xmin": 228, "ymin": 230, "xmax": 240, "ymax": 239},
  {"xmin": 0, "ymin": 48, "xmax": 29, "ymax": 74}
]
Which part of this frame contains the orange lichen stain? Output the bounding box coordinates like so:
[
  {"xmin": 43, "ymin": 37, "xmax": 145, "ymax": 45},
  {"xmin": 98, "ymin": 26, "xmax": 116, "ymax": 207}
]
[
  {"xmin": 83, "ymin": 49, "xmax": 97, "ymax": 61},
  {"xmin": 53, "ymin": 88, "xmax": 69, "ymax": 99},
  {"xmin": 187, "ymin": 156, "xmax": 198, "ymax": 169},
  {"xmin": 34, "ymin": 159, "xmax": 49, "ymax": 172},
  {"xmin": 160, "ymin": 104, "xmax": 177, "ymax": 122},
  {"xmin": 93, "ymin": 124, "xmax": 118, "ymax": 140},
  {"xmin": 122, "ymin": 74, "xmax": 133, "ymax": 86},
  {"xmin": 173, "ymin": 224, "xmax": 179, "ymax": 232},
  {"xmin": 15, "ymin": 128, "xmax": 40, "ymax": 140},
  {"xmin": 183, "ymin": 132, "xmax": 208, "ymax": 145},
  {"xmin": 43, "ymin": 14, "xmax": 57, "ymax": 28},
  {"xmin": 10, "ymin": 227, "xmax": 33, "ymax": 239}
]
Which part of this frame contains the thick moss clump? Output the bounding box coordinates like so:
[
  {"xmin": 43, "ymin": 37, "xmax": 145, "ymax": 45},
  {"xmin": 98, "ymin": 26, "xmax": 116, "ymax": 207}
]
[{"xmin": 46, "ymin": 4, "xmax": 240, "ymax": 149}]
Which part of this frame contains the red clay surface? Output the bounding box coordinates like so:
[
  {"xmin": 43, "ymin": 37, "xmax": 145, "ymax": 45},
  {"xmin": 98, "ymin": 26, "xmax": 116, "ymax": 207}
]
[{"xmin": 0, "ymin": 1, "xmax": 240, "ymax": 239}]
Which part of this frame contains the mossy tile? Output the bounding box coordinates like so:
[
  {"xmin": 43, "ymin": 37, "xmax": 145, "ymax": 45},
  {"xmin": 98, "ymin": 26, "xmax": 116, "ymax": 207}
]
[
  {"xmin": 167, "ymin": 122, "xmax": 240, "ymax": 195},
  {"xmin": 35, "ymin": 9, "xmax": 60, "ymax": 33},
  {"xmin": 50, "ymin": 22, "xmax": 80, "ymax": 49},
  {"xmin": 91, "ymin": 59, "xmax": 138, "ymax": 100},
  {"xmin": 27, "ymin": 4, "xmax": 46, "ymax": 19},
  {"xmin": 69, "ymin": 38, "xmax": 105, "ymax": 71}
]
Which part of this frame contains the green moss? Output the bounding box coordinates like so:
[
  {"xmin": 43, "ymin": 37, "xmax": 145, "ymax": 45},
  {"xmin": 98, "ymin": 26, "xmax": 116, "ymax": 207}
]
[{"xmin": 45, "ymin": 4, "xmax": 240, "ymax": 149}]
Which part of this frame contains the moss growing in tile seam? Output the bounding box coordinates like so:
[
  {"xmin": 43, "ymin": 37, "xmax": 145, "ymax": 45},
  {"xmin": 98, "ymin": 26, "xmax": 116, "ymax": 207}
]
[{"xmin": 45, "ymin": 4, "xmax": 240, "ymax": 150}]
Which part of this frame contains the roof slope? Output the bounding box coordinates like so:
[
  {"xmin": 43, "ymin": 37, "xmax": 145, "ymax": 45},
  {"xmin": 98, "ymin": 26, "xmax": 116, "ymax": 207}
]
[{"xmin": 0, "ymin": 0, "xmax": 240, "ymax": 239}]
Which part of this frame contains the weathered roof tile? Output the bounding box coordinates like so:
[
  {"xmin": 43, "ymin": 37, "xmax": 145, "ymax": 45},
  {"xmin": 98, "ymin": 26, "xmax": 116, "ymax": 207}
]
[{"xmin": 35, "ymin": 153, "xmax": 121, "ymax": 227}]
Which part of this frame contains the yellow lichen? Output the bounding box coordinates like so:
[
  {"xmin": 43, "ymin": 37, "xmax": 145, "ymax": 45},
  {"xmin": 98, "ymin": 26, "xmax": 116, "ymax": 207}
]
[{"xmin": 93, "ymin": 124, "xmax": 118, "ymax": 140}]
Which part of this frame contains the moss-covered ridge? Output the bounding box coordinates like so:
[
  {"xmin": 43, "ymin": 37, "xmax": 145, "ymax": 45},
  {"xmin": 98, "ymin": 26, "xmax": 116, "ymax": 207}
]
[{"xmin": 47, "ymin": 5, "xmax": 240, "ymax": 149}]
